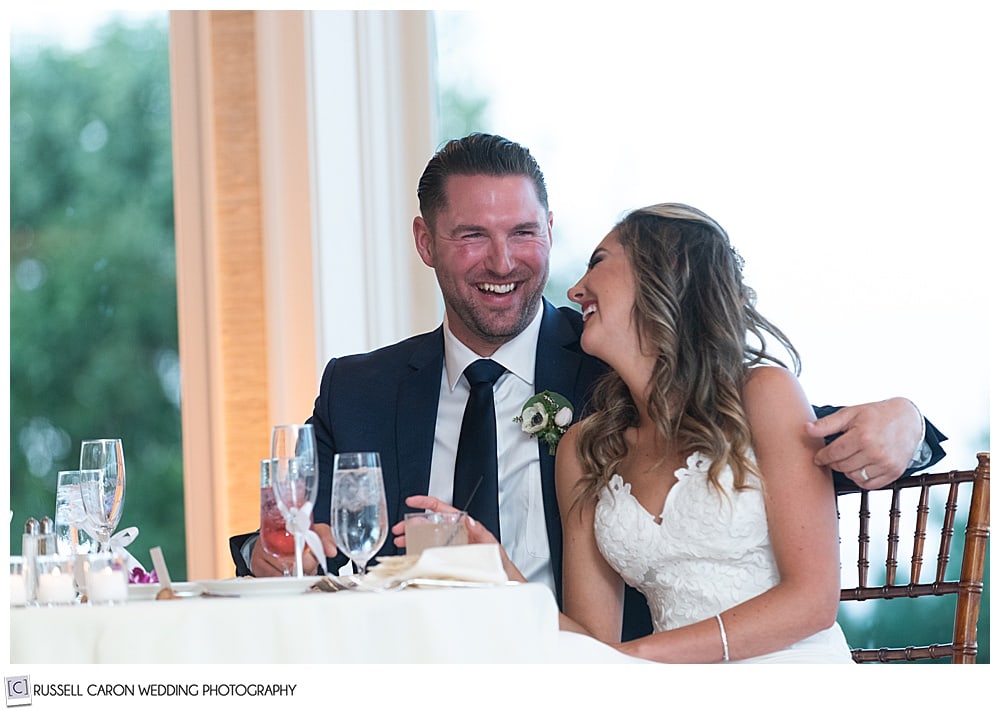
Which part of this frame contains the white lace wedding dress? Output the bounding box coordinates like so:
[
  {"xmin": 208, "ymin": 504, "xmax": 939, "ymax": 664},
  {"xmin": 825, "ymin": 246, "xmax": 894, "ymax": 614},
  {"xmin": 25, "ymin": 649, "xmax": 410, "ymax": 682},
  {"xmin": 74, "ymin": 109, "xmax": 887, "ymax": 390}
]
[{"xmin": 593, "ymin": 451, "xmax": 853, "ymax": 663}]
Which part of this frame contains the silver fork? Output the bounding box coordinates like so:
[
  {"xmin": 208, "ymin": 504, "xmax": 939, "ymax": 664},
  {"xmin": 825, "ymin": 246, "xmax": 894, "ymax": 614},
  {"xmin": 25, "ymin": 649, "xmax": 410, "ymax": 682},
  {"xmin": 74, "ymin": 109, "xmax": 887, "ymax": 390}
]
[
  {"xmin": 312, "ymin": 574, "xmax": 515, "ymax": 593},
  {"xmin": 311, "ymin": 574, "xmax": 409, "ymax": 593},
  {"xmin": 382, "ymin": 578, "xmax": 517, "ymax": 591},
  {"xmin": 311, "ymin": 574, "xmax": 362, "ymax": 593}
]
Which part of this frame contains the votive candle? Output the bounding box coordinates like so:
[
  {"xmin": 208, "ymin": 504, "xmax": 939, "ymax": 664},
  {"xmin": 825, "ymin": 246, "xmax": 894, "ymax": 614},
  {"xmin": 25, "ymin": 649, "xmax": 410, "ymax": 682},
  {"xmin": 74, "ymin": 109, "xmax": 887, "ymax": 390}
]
[
  {"xmin": 37, "ymin": 566, "xmax": 76, "ymax": 604},
  {"xmin": 86, "ymin": 563, "xmax": 128, "ymax": 604},
  {"xmin": 9, "ymin": 573, "xmax": 27, "ymax": 606}
]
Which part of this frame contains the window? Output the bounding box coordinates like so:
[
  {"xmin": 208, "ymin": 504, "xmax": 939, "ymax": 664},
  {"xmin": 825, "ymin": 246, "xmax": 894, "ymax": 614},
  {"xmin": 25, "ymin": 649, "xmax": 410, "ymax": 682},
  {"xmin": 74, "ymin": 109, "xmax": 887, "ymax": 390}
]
[
  {"xmin": 434, "ymin": 8, "xmax": 990, "ymax": 473},
  {"xmin": 9, "ymin": 11, "xmax": 185, "ymax": 577},
  {"xmin": 434, "ymin": 7, "xmax": 992, "ymax": 662}
]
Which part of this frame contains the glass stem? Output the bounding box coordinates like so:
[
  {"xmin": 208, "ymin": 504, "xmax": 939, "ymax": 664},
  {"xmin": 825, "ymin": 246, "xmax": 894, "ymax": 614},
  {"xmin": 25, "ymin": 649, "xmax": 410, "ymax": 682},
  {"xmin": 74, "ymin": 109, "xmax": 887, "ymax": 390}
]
[{"xmin": 293, "ymin": 533, "xmax": 305, "ymax": 579}]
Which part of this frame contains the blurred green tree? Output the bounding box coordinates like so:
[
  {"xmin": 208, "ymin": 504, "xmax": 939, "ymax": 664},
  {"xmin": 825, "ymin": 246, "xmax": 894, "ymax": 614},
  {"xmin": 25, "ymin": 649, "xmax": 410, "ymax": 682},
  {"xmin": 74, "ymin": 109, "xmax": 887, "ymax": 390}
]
[
  {"xmin": 437, "ymin": 86, "xmax": 489, "ymax": 145},
  {"xmin": 9, "ymin": 16, "xmax": 187, "ymax": 577}
]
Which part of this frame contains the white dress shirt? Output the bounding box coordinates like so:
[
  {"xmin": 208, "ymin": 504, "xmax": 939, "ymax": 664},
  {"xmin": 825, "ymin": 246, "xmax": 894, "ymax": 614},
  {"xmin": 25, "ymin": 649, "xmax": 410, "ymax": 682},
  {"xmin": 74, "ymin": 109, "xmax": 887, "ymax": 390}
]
[{"xmin": 427, "ymin": 307, "xmax": 555, "ymax": 593}]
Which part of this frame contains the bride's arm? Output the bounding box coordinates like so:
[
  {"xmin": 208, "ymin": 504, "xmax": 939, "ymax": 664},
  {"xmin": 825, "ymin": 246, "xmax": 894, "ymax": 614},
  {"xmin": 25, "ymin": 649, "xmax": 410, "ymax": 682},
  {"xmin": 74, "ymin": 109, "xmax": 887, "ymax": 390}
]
[
  {"xmin": 555, "ymin": 423, "xmax": 626, "ymax": 643},
  {"xmin": 618, "ymin": 366, "xmax": 841, "ymax": 662}
]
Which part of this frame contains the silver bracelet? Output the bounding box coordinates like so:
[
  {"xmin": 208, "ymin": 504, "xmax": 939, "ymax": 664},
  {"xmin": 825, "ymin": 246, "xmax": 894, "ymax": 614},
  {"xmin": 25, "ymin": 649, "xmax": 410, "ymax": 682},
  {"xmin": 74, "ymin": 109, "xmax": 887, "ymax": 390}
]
[{"xmin": 715, "ymin": 613, "xmax": 730, "ymax": 662}]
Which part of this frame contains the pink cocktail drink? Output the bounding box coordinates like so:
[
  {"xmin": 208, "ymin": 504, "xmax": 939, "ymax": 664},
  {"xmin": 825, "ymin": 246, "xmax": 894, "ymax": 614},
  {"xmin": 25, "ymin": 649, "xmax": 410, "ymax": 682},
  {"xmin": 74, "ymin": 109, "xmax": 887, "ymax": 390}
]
[{"xmin": 260, "ymin": 487, "xmax": 296, "ymax": 557}]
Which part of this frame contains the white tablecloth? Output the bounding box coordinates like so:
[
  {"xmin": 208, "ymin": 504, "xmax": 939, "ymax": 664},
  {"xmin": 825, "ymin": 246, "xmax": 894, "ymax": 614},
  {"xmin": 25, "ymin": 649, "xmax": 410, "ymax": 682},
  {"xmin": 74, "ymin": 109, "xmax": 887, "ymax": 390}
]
[{"xmin": 10, "ymin": 583, "xmax": 562, "ymax": 664}]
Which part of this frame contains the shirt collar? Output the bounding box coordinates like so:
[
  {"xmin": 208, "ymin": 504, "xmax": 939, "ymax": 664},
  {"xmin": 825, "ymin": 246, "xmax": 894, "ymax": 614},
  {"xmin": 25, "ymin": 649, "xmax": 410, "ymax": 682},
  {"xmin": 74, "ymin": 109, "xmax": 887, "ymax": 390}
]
[{"xmin": 443, "ymin": 304, "xmax": 543, "ymax": 392}]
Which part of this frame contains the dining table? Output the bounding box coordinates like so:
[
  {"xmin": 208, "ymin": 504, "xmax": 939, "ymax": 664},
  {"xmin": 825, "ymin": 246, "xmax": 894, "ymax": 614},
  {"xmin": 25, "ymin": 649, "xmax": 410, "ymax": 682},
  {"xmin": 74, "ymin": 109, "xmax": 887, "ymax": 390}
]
[{"xmin": 9, "ymin": 578, "xmax": 563, "ymax": 664}]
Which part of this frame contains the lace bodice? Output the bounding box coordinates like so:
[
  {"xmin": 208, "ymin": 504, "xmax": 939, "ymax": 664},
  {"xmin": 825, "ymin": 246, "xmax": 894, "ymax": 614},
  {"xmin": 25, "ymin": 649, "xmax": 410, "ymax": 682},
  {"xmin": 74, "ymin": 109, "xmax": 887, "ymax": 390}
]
[
  {"xmin": 593, "ymin": 451, "xmax": 852, "ymax": 662},
  {"xmin": 595, "ymin": 452, "xmax": 778, "ymax": 631}
]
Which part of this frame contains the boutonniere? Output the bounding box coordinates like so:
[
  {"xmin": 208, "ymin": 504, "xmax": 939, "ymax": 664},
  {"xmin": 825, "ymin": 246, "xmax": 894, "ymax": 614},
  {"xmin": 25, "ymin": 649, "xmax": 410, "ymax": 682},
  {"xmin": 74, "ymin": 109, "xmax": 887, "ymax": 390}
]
[{"xmin": 514, "ymin": 391, "xmax": 574, "ymax": 455}]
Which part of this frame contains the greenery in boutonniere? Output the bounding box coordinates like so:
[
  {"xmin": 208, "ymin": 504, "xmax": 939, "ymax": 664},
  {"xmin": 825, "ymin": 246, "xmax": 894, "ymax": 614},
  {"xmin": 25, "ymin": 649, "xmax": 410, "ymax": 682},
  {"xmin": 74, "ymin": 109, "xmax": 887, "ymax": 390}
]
[{"xmin": 514, "ymin": 391, "xmax": 574, "ymax": 455}]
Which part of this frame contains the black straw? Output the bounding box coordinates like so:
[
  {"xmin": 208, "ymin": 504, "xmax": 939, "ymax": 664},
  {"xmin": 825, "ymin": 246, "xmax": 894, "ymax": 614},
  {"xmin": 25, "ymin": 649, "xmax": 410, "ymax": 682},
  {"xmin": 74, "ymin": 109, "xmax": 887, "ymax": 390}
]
[{"xmin": 460, "ymin": 474, "xmax": 484, "ymax": 512}]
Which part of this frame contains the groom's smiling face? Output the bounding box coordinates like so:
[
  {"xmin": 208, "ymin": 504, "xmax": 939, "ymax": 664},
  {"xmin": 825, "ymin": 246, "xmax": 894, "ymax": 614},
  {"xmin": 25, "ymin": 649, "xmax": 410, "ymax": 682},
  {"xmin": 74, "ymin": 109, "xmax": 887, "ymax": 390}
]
[{"xmin": 414, "ymin": 174, "xmax": 553, "ymax": 356}]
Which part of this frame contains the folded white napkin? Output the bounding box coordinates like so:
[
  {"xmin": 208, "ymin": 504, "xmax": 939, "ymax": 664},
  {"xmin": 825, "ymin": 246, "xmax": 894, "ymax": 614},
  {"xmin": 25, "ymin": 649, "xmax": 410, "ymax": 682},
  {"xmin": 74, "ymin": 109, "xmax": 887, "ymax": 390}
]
[{"xmin": 367, "ymin": 544, "xmax": 507, "ymax": 585}]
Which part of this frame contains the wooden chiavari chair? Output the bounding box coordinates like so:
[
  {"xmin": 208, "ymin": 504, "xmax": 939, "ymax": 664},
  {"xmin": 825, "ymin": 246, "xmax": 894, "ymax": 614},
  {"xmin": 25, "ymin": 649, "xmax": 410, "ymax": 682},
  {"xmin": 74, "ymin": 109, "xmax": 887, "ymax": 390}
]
[{"xmin": 836, "ymin": 452, "xmax": 990, "ymax": 662}]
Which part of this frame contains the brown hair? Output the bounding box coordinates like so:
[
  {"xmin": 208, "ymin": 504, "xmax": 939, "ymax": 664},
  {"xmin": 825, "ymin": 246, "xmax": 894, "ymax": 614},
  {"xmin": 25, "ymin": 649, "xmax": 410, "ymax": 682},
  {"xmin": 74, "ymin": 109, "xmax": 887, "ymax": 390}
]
[
  {"xmin": 416, "ymin": 133, "xmax": 548, "ymax": 232},
  {"xmin": 575, "ymin": 203, "xmax": 800, "ymax": 505}
]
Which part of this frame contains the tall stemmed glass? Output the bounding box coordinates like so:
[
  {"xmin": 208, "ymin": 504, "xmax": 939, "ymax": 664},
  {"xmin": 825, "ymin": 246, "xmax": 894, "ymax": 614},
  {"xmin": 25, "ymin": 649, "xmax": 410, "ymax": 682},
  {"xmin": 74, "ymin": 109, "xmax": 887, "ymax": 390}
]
[
  {"xmin": 270, "ymin": 425, "xmax": 318, "ymax": 578},
  {"xmin": 331, "ymin": 452, "xmax": 388, "ymax": 576},
  {"xmin": 78, "ymin": 439, "xmax": 127, "ymax": 553},
  {"xmin": 258, "ymin": 459, "xmax": 294, "ymax": 576}
]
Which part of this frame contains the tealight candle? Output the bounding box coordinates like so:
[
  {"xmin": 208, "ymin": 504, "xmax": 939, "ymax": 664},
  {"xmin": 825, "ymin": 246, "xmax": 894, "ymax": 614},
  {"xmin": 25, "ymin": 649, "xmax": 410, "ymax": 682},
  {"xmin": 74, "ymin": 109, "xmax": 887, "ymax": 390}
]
[
  {"xmin": 10, "ymin": 556, "xmax": 27, "ymax": 607},
  {"xmin": 86, "ymin": 560, "xmax": 128, "ymax": 604},
  {"xmin": 9, "ymin": 558, "xmax": 28, "ymax": 607},
  {"xmin": 10, "ymin": 573, "xmax": 28, "ymax": 606},
  {"xmin": 38, "ymin": 568, "xmax": 75, "ymax": 604},
  {"xmin": 36, "ymin": 556, "xmax": 76, "ymax": 605}
]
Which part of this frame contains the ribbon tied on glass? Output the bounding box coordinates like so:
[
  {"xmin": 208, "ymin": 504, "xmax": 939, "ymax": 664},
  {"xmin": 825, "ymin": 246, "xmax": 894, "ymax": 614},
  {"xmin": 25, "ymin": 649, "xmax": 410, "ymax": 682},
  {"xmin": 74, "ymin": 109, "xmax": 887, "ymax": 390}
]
[
  {"xmin": 270, "ymin": 424, "xmax": 322, "ymax": 578},
  {"xmin": 107, "ymin": 525, "xmax": 143, "ymax": 571}
]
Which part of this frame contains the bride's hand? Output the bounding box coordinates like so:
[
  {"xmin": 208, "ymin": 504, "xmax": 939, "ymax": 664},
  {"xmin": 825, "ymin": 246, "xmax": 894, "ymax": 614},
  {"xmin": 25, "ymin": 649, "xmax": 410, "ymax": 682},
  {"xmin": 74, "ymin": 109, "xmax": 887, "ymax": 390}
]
[{"xmin": 391, "ymin": 495, "xmax": 499, "ymax": 548}]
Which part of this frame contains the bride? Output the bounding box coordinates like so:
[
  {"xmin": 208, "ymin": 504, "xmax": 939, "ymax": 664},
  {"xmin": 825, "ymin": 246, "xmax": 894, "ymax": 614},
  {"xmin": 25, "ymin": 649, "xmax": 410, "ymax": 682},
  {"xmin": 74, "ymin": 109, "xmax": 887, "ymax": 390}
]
[{"xmin": 407, "ymin": 203, "xmax": 852, "ymax": 663}]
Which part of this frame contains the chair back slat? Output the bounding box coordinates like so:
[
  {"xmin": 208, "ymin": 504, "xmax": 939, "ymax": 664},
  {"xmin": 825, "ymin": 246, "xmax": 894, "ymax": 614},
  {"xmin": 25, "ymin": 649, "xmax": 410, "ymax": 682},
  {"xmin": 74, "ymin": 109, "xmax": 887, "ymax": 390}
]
[
  {"xmin": 907, "ymin": 486, "xmax": 927, "ymax": 584},
  {"xmin": 887, "ymin": 488, "xmax": 901, "ymax": 585},
  {"xmin": 934, "ymin": 481, "xmax": 960, "ymax": 583},
  {"xmin": 837, "ymin": 452, "xmax": 990, "ymax": 663},
  {"xmin": 857, "ymin": 491, "xmax": 870, "ymax": 588}
]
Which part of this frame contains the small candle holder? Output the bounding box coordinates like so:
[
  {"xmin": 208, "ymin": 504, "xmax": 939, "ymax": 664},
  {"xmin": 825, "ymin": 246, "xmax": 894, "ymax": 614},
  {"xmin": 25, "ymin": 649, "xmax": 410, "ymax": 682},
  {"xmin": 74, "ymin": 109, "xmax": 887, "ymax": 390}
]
[
  {"xmin": 10, "ymin": 556, "xmax": 29, "ymax": 607},
  {"xmin": 83, "ymin": 553, "xmax": 128, "ymax": 605},
  {"xmin": 35, "ymin": 555, "xmax": 78, "ymax": 606}
]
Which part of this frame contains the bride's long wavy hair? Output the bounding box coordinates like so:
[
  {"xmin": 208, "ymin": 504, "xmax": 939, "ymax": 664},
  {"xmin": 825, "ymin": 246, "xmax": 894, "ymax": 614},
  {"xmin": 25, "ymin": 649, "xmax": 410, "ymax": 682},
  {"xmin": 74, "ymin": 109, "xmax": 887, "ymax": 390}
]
[{"xmin": 574, "ymin": 203, "xmax": 800, "ymax": 507}]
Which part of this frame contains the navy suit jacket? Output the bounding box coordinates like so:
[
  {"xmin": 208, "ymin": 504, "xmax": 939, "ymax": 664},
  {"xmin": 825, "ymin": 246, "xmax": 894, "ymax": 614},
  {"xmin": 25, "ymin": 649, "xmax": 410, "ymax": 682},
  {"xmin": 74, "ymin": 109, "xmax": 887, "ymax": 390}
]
[{"xmin": 306, "ymin": 299, "xmax": 605, "ymax": 591}]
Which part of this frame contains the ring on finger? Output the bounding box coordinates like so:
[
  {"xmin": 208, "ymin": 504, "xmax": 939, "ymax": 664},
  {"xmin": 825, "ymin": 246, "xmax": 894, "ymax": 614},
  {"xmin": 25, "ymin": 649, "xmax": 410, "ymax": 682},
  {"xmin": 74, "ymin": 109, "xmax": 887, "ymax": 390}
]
[{"xmin": 859, "ymin": 468, "xmax": 870, "ymax": 481}]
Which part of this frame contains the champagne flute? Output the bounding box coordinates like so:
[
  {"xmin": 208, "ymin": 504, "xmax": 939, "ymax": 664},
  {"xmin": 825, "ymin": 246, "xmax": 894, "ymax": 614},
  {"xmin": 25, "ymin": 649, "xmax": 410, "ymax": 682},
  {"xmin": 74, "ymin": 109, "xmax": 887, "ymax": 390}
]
[
  {"xmin": 78, "ymin": 439, "xmax": 127, "ymax": 552},
  {"xmin": 270, "ymin": 424, "xmax": 319, "ymax": 578},
  {"xmin": 331, "ymin": 452, "xmax": 388, "ymax": 576},
  {"xmin": 270, "ymin": 457, "xmax": 318, "ymax": 578},
  {"xmin": 271, "ymin": 423, "xmax": 317, "ymax": 465}
]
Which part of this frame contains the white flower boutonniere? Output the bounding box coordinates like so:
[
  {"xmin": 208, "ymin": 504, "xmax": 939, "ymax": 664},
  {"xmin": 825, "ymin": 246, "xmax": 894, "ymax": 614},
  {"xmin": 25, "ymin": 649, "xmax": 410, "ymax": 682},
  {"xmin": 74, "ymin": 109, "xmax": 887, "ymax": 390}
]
[{"xmin": 514, "ymin": 390, "xmax": 574, "ymax": 455}]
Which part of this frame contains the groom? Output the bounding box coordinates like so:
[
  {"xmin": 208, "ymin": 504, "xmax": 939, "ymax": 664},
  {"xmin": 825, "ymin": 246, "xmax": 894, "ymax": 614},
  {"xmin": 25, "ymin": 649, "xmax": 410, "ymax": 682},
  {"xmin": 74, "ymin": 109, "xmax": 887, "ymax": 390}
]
[{"xmin": 231, "ymin": 132, "xmax": 946, "ymax": 640}]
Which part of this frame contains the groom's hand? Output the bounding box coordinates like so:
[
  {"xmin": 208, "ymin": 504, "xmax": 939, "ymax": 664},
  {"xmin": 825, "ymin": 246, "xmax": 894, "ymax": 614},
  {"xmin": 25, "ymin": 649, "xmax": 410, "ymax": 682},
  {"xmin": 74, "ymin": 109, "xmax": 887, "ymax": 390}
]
[
  {"xmin": 391, "ymin": 495, "xmax": 499, "ymax": 548},
  {"xmin": 806, "ymin": 397, "xmax": 923, "ymax": 489}
]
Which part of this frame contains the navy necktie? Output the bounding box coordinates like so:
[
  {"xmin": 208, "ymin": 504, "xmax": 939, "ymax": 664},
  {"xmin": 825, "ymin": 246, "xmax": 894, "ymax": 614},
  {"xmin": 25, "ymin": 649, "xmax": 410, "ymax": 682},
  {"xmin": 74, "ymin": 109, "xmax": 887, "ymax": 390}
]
[{"xmin": 453, "ymin": 359, "xmax": 506, "ymax": 541}]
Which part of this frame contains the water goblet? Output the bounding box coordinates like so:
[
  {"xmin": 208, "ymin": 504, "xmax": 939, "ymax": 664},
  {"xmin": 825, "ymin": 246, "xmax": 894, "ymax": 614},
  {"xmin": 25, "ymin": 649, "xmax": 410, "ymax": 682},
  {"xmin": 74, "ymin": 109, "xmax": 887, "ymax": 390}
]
[
  {"xmin": 331, "ymin": 452, "xmax": 388, "ymax": 576},
  {"xmin": 55, "ymin": 470, "xmax": 95, "ymax": 556}
]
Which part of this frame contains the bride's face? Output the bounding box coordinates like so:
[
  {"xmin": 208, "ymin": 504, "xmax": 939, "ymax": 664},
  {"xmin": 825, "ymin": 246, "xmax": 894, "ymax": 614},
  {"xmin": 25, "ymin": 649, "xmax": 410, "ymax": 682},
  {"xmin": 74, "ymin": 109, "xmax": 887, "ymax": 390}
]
[{"xmin": 567, "ymin": 231, "xmax": 640, "ymax": 364}]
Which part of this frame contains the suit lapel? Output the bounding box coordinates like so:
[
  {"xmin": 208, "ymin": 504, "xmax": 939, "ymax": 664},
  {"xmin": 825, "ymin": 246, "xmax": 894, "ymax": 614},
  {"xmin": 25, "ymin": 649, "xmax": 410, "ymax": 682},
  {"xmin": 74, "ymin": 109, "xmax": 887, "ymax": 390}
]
[
  {"xmin": 533, "ymin": 300, "xmax": 596, "ymax": 604},
  {"xmin": 391, "ymin": 328, "xmax": 445, "ymax": 527}
]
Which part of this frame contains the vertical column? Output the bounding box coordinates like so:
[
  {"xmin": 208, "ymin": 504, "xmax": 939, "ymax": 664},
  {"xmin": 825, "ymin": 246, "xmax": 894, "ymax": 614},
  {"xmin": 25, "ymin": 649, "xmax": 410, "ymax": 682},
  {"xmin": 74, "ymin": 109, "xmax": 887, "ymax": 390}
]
[{"xmin": 170, "ymin": 10, "xmax": 270, "ymax": 579}]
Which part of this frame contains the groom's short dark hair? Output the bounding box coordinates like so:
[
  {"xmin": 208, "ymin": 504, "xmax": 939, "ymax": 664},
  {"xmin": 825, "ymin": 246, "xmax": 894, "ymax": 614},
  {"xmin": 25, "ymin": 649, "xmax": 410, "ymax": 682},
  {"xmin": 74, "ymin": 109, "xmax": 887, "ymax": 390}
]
[{"xmin": 417, "ymin": 133, "xmax": 549, "ymax": 231}]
